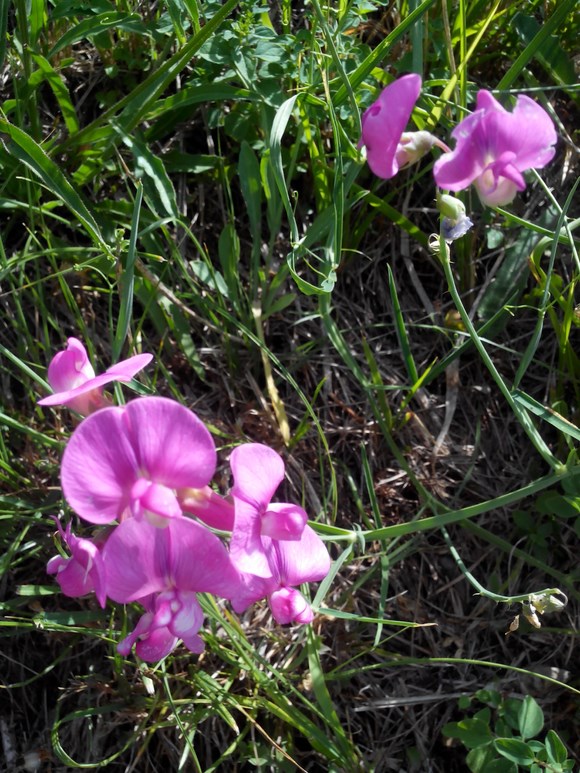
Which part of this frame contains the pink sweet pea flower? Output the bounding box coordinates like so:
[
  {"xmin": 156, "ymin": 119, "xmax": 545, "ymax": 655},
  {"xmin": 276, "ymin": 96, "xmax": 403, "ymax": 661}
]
[
  {"xmin": 229, "ymin": 444, "xmax": 331, "ymax": 625},
  {"xmin": 102, "ymin": 517, "xmax": 242, "ymax": 661},
  {"xmin": 46, "ymin": 519, "xmax": 107, "ymax": 607},
  {"xmin": 61, "ymin": 396, "xmax": 217, "ymax": 527},
  {"xmin": 38, "ymin": 337, "xmax": 153, "ymax": 415},
  {"xmin": 433, "ymin": 90, "xmax": 557, "ymax": 206},
  {"xmin": 359, "ymin": 74, "xmax": 449, "ymax": 179}
]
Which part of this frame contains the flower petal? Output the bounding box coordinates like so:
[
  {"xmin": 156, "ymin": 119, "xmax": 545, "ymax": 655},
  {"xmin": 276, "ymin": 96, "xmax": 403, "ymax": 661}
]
[
  {"xmin": 261, "ymin": 502, "xmax": 308, "ymax": 541},
  {"xmin": 102, "ymin": 518, "xmax": 170, "ymax": 602},
  {"xmin": 269, "ymin": 587, "xmax": 314, "ymax": 625},
  {"xmin": 167, "ymin": 517, "xmax": 242, "ymax": 599},
  {"xmin": 230, "ymin": 443, "xmax": 285, "ymax": 509},
  {"xmin": 360, "ymin": 74, "xmax": 422, "ymax": 179},
  {"xmin": 61, "ymin": 406, "xmax": 138, "ymax": 524},
  {"xmin": 270, "ymin": 525, "xmax": 331, "ymax": 586},
  {"xmin": 123, "ymin": 397, "xmax": 216, "ymax": 490},
  {"xmin": 230, "ymin": 496, "xmax": 273, "ymax": 579}
]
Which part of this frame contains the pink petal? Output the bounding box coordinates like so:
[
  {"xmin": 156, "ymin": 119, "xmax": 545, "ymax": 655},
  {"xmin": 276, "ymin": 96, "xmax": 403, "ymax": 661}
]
[
  {"xmin": 261, "ymin": 502, "xmax": 308, "ymax": 541},
  {"xmin": 39, "ymin": 348, "xmax": 152, "ymax": 414},
  {"xmin": 135, "ymin": 627, "xmax": 178, "ymax": 661},
  {"xmin": 46, "ymin": 338, "xmax": 95, "ymax": 393},
  {"xmin": 230, "ymin": 443, "xmax": 285, "ymax": 509},
  {"xmin": 360, "ymin": 74, "xmax": 422, "ymax": 179},
  {"xmin": 269, "ymin": 587, "xmax": 314, "ymax": 625},
  {"xmin": 102, "ymin": 518, "xmax": 170, "ymax": 602},
  {"xmin": 229, "ymin": 496, "xmax": 273, "ymax": 579},
  {"xmin": 136, "ymin": 481, "xmax": 182, "ymax": 522},
  {"xmin": 270, "ymin": 525, "xmax": 331, "ymax": 586},
  {"xmin": 104, "ymin": 353, "xmax": 153, "ymax": 380},
  {"xmin": 178, "ymin": 486, "xmax": 235, "ymax": 531},
  {"xmin": 123, "ymin": 398, "xmax": 216, "ymax": 490},
  {"xmin": 167, "ymin": 517, "xmax": 242, "ymax": 599},
  {"xmin": 434, "ymin": 91, "xmax": 557, "ymax": 199},
  {"xmin": 61, "ymin": 406, "xmax": 138, "ymax": 524}
]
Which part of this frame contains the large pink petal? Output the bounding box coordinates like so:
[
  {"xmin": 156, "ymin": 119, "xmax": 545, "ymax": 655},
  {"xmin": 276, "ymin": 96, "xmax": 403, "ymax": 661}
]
[
  {"xmin": 61, "ymin": 407, "xmax": 138, "ymax": 524},
  {"xmin": 434, "ymin": 110, "xmax": 487, "ymax": 191},
  {"xmin": 167, "ymin": 517, "xmax": 242, "ymax": 598},
  {"xmin": 360, "ymin": 74, "xmax": 421, "ymax": 179},
  {"xmin": 510, "ymin": 95, "xmax": 557, "ymax": 171},
  {"xmin": 269, "ymin": 525, "xmax": 331, "ymax": 586},
  {"xmin": 101, "ymin": 518, "xmax": 170, "ymax": 602},
  {"xmin": 230, "ymin": 443, "xmax": 285, "ymax": 509},
  {"xmin": 229, "ymin": 496, "xmax": 272, "ymax": 578},
  {"xmin": 123, "ymin": 398, "xmax": 216, "ymax": 490}
]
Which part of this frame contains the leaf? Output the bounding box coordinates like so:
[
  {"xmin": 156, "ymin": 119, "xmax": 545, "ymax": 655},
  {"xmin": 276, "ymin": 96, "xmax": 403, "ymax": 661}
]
[
  {"xmin": 512, "ymin": 390, "xmax": 580, "ymax": 443},
  {"xmin": 494, "ymin": 738, "xmax": 536, "ymax": 766},
  {"xmin": 30, "ymin": 53, "xmax": 80, "ymax": 135},
  {"xmin": 48, "ymin": 11, "xmax": 148, "ymax": 57},
  {"xmin": 466, "ymin": 744, "xmax": 497, "ymax": 773},
  {"xmin": 545, "ymin": 730, "xmax": 568, "ymax": 765},
  {"xmin": 497, "ymin": 0, "xmax": 577, "ymax": 90},
  {"xmin": 0, "ymin": 119, "xmax": 109, "ymax": 254},
  {"xmin": 518, "ymin": 696, "xmax": 544, "ymax": 740},
  {"xmin": 442, "ymin": 718, "xmax": 494, "ymax": 749},
  {"xmin": 116, "ymin": 128, "xmax": 179, "ymax": 220}
]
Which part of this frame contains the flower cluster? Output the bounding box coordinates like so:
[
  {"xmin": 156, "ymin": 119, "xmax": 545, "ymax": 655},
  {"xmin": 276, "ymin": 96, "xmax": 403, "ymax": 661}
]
[
  {"xmin": 359, "ymin": 76, "xmax": 557, "ymax": 212},
  {"xmin": 41, "ymin": 339, "xmax": 331, "ymax": 662}
]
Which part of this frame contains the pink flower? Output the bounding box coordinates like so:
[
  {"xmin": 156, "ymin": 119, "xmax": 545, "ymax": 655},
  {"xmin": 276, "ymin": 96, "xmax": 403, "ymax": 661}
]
[
  {"xmin": 433, "ymin": 90, "xmax": 558, "ymax": 206},
  {"xmin": 359, "ymin": 74, "xmax": 448, "ymax": 179},
  {"xmin": 61, "ymin": 397, "xmax": 217, "ymax": 526},
  {"xmin": 102, "ymin": 517, "xmax": 242, "ymax": 661},
  {"xmin": 47, "ymin": 519, "xmax": 107, "ymax": 607},
  {"xmin": 228, "ymin": 444, "xmax": 331, "ymax": 625},
  {"xmin": 38, "ymin": 337, "xmax": 153, "ymax": 415}
]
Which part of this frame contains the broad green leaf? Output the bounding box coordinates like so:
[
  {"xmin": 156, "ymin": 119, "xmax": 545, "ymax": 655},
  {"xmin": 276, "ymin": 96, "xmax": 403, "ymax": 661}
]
[
  {"xmin": 466, "ymin": 744, "xmax": 498, "ymax": 773},
  {"xmin": 442, "ymin": 718, "xmax": 493, "ymax": 749},
  {"xmin": 518, "ymin": 695, "xmax": 544, "ymax": 740},
  {"xmin": 494, "ymin": 738, "xmax": 536, "ymax": 766},
  {"xmin": 545, "ymin": 730, "xmax": 568, "ymax": 765}
]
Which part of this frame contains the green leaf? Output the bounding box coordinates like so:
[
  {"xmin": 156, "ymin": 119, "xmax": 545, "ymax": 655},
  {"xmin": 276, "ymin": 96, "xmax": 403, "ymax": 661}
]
[
  {"xmin": 512, "ymin": 12, "xmax": 577, "ymax": 92},
  {"xmin": 30, "ymin": 53, "xmax": 80, "ymax": 135},
  {"xmin": 497, "ymin": 0, "xmax": 577, "ymax": 90},
  {"xmin": 0, "ymin": 119, "xmax": 110, "ymax": 255},
  {"xmin": 535, "ymin": 491, "xmax": 580, "ymax": 519},
  {"xmin": 442, "ymin": 718, "xmax": 494, "ymax": 749},
  {"xmin": 116, "ymin": 129, "xmax": 179, "ymax": 220},
  {"xmin": 545, "ymin": 730, "xmax": 568, "ymax": 765},
  {"xmin": 466, "ymin": 744, "xmax": 498, "ymax": 773},
  {"xmin": 512, "ymin": 390, "xmax": 580, "ymax": 443},
  {"xmin": 518, "ymin": 696, "xmax": 544, "ymax": 740},
  {"xmin": 494, "ymin": 738, "xmax": 536, "ymax": 766},
  {"xmin": 48, "ymin": 11, "xmax": 148, "ymax": 57}
]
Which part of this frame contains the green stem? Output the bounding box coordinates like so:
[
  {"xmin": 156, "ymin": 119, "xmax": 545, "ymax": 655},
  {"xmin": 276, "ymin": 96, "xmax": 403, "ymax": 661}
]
[{"xmin": 439, "ymin": 237, "xmax": 562, "ymax": 471}]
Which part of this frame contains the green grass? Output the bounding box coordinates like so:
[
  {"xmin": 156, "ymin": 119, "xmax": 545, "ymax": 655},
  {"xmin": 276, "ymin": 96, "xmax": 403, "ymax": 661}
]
[{"xmin": 1, "ymin": 1, "xmax": 579, "ymax": 770}]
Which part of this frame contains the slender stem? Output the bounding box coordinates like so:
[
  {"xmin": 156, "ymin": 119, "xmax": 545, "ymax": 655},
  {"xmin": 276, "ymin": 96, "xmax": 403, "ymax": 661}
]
[
  {"xmin": 439, "ymin": 237, "xmax": 562, "ymax": 471},
  {"xmin": 441, "ymin": 526, "xmax": 567, "ymax": 606}
]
